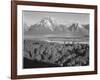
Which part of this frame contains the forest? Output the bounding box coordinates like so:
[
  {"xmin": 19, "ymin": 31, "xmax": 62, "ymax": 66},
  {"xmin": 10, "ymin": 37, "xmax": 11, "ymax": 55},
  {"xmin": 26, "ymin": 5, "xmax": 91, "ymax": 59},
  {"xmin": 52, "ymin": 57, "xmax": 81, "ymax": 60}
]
[{"xmin": 23, "ymin": 40, "xmax": 89, "ymax": 68}]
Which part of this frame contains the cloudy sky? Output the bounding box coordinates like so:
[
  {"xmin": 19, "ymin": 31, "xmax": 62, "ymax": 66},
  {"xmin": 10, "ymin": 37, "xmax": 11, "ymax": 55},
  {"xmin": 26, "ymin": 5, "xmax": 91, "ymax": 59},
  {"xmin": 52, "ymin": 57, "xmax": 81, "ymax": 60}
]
[{"xmin": 23, "ymin": 10, "xmax": 89, "ymax": 26}]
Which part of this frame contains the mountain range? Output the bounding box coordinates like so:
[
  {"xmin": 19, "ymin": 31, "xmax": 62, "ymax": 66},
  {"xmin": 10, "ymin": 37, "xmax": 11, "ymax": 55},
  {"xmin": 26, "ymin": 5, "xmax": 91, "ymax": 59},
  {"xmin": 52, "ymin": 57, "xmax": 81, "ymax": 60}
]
[{"xmin": 24, "ymin": 16, "xmax": 89, "ymax": 38}]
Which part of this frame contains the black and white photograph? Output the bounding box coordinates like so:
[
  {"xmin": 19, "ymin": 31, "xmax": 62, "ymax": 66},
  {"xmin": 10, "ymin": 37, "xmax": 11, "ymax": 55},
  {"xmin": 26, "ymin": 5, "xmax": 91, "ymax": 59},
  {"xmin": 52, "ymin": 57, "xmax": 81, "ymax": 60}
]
[{"xmin": 23, "ymin": 11, "xmax": 90, "ymax": 69}]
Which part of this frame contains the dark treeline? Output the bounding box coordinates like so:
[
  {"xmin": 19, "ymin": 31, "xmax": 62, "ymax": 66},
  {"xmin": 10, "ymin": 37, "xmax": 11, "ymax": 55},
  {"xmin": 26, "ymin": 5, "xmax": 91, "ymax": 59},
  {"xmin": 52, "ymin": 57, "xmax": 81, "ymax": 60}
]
[{"xmin": 24, "ymin": 40, "xmax": 89, "ymax": 68}]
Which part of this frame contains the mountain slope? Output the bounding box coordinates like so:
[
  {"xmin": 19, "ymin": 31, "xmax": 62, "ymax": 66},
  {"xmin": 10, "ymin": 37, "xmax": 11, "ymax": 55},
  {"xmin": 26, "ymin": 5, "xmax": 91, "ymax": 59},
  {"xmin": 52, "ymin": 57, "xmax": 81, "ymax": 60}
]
[
  {"xmin": 68, "ymin": 23, "xmax": 89, "ymax": 36},
  {"xmin": 28, "ymin": 16, "xmax": 57, "ymax": 32}
]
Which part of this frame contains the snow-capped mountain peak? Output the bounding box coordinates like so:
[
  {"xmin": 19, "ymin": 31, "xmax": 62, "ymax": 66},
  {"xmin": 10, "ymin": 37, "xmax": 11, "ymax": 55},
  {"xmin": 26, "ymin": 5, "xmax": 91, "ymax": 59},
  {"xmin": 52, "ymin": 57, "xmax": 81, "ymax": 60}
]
[
  {"xmin": 68, "ymin": 23, "xmax": 84, "ymax": 32},
  {"xmin": 37, "ymin": 16, "xmax": 57, "ymax": 31}
]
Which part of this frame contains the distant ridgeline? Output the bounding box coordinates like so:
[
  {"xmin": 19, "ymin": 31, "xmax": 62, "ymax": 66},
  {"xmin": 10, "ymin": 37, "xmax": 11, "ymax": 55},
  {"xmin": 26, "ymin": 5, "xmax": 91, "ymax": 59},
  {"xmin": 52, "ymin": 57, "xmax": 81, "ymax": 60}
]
[{"xmin": 24, "ymin": 16, "xmax": 89, "ymax": 44}]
